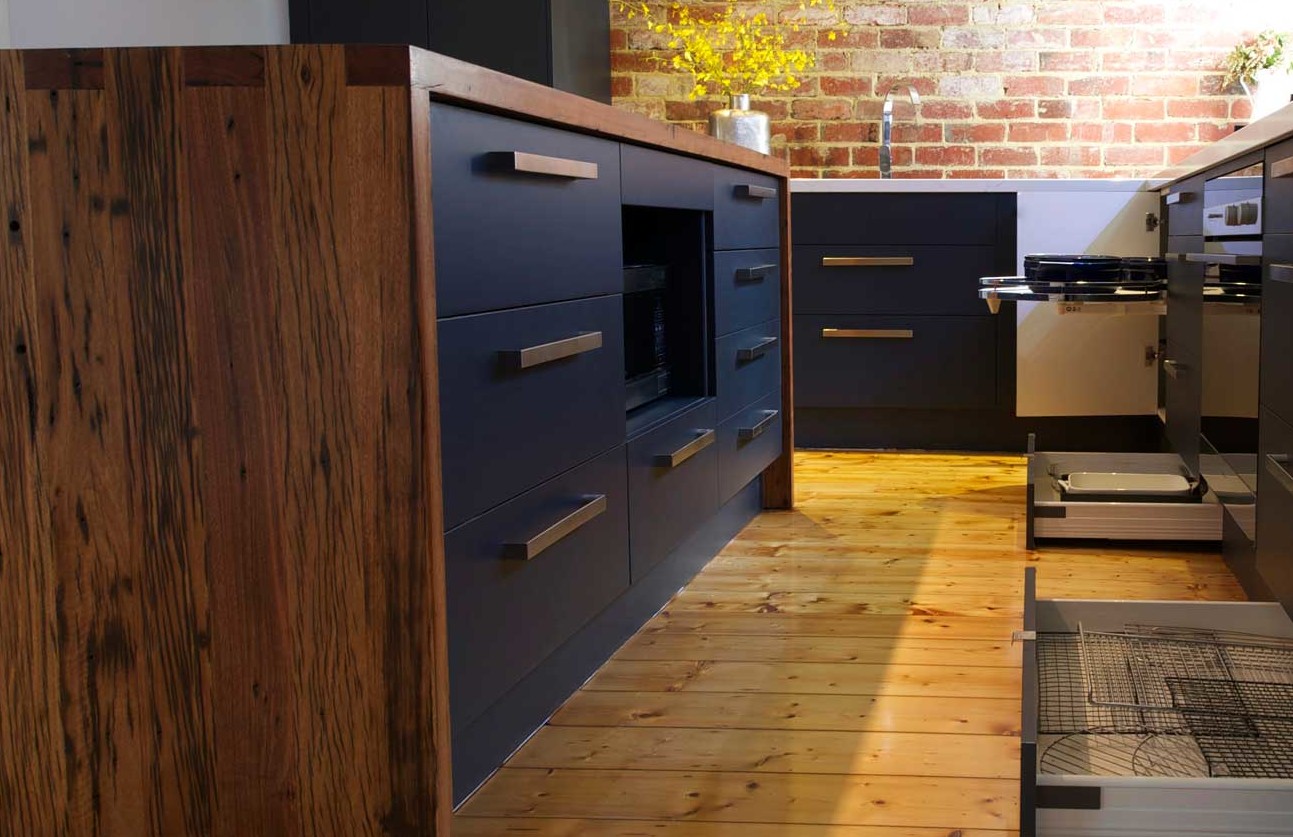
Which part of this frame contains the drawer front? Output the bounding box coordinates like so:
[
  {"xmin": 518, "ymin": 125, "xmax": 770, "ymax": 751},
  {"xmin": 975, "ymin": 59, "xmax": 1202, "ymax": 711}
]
[
  {"xmin": 717, "ymin": 391, "xmax": 782, "ymax": 503},
  {"xmin": 713, "ymin": 166, "xmax": 780, "ymax": 250},
  {"xmin": 794, "ymin": 244, "xmax": 998, "ymax": 316},
  {"xmin": 1266, "ymin": 137, "xmax": 1293, "ymax": 235},
  {"xmin": 439, "ymin": 295, "xmax": 625, "ymax": 528},
  {"xmin": 621, "ymin": 143, "xmax": 714, "ymax": 210},
  {"xmin": 792, "ymin": 192, "xmax": 1005, "ymax": 246},
  {"xmin": 1163, "ymin": 345, "xmax": 1201, "ymax": 478},
  {"xmin": 715, "ymin": 248, "xmax": 781, "ymax": 337},
  {"xmin": 430, "ymin": 103, "xmax": 622, "ymax": 316},
  {"xmin": 628, "ymin": 399, "xmax": 719, "ymax": 581},
  {"xmin": 715, "ymin": 318, "xmax": 782, "ymax": 422},
  {"xmin": 1163, "ymin": 176, "xmax": 1203, "ymax": 238},
  {"xmin": 1165, "ymin": 253, "xmax": 1204, "ymax": 364},
  {"xmin": 447, "ymin": 445, "xmax": 629, "ymax": 732},
  {"xmin": 1256, "ymin": 407, "xmax": 1293, "ymax": 614},
  {"xmin": 1262, "ymin": 238, "xmax": 1293, "ymax": 423},
  {"xmin": 794, "ymin": 314, "xmax": 998, "ymax": 409}
]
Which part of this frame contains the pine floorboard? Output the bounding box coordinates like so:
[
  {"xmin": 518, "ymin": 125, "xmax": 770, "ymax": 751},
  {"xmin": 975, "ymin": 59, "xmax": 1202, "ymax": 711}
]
[{"xmin": 453, "ymin": 450, "xmax": 1246, "ymax": 835}]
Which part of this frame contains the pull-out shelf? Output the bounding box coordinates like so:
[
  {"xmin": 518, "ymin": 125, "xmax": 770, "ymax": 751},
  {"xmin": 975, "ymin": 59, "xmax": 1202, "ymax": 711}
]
[{"xmin": 1022, "ymin": 569, "xmax": 1293, "ymax": 836}]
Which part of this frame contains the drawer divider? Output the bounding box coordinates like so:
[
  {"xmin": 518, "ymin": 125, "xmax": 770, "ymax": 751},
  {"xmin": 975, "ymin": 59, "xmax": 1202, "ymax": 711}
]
[{"xmin": 503, "ymin": 494, "xmax": 607, "ymax": 561}]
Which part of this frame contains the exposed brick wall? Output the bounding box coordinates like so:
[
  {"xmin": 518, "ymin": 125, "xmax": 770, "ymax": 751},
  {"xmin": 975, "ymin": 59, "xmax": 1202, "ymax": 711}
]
[{"xmin": 610, "ymin": 1, "xmax": 1293, "ymax": 178}]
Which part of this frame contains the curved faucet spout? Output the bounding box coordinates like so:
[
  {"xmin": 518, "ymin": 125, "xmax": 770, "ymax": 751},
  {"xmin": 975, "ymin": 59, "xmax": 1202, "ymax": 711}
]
[{"xmin": 880, "ymin": 83, "xmax": 921, "ymax": 179}]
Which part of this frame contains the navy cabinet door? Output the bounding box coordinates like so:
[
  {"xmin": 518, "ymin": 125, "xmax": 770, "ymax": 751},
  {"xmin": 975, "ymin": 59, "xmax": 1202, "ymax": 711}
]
[
  {"xmin": 714, "ymin": 248, "xmax": 781, "ymax": 337},
  {"xmin": 1257, "ymin": 408, "xmax": 1293, "ymax": 614},
  {"xmin": 713, "ymin": 166, "xmax": 780, "ymax": 250},
  {"xmin": 1262, "ymin": 238, "xmax": 1293, "ymax": 424},
  {"xmin": 794, "ymin": 244, "xmax": 998, "ymax": 316}
]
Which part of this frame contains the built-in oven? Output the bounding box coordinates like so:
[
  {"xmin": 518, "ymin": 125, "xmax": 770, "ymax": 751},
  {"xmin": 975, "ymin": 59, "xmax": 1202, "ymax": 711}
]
[{"xmin": 622, "ymin": 263, "xmax": 671, "ymax": 411}]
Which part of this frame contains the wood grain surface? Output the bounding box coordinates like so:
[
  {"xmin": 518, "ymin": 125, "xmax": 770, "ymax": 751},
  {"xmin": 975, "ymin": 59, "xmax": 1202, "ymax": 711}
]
[{"xmin": 0, "ymin": 45, "xmax": 449, "ymax": 836}]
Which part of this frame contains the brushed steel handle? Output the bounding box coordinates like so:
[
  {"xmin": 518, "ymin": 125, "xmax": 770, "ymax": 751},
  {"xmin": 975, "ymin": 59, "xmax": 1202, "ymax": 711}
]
[
  {"xmin": 502, "ymin": 331, "xmax": 602, "ymax": 370},
  {"xmin": 503, "ymin": 151, "xmax": 599, "ymax": 180},
  {"xmin": 736, "ymin": 336, "xmax": 777, "ymax": 361},
  {"xmin": 503, "ymin": 494, "xmax": 607, "ymax": 561},
  {"xmin": 1164, "ymin": 190, "xmax": 1193, "ymax": 205},
  {"xmin": 735, "ymin": 264, "xmax": 777, "ymax": 283},
  {"xmin": 1185, "ymin": 253, "xmax": 1262, "ymax": 266},
  {"xmin": 1273, "ymin": 155, "xmax": 1293, "ymax": 179},
  {"xmin": 821, "ymin": 328, "xmax": 914, "ymax": 339},
  {"xmin": 1272, "ymin": 263, "xmax": 1293, "ymax": 284},
  {"xmin": 734, "ymin": 184, "xmax": 776, "ymax": 200},
  {"xmin": 1163, "ymin": 358, "xmax": 1187, "ymax": 379},
  {"xmin": 821, "ymin": 256, "xmax": 915, "ymax": 268},
  {"xmin": 655, "ymin": 429, "xmax": 716, "ymax": 468},
  {"xmin": 1267, "ymin": 455, "xmax": 1293, "ymax": 496},
  {"xmin": 738, "ymin": 409, "xmax": 779, "ymax": 442}
]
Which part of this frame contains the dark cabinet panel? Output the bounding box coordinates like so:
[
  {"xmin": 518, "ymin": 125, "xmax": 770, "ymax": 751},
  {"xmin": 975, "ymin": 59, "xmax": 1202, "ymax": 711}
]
[
  {"xmin": 1265, "ymin": 138, "xmax": 1293, "ymax": 235},
  {"xmin": 1163, "ymin": 176, "xmax": 1204, "ymax": 238},
  {"xmin": 1262, "ymin": 236, "xmax": 1293, "ymax": 424},
  {"xmin": 794, "ymin": 244, "xmax": 998, "ymax": 316},
  {"xmin": 1257, "ymin": 407, "xmax": 1293, "ymax": 614},
  {"xmin": 713, "ymin": 167, "xmax": 780, "ymax": 250},
  {"xmin": 430, "ymin": 103, "xmax": 622, "ymax": 316},
  {"xmin": 714, "ymin": 318, "xmax": 782, "ymax": 422},
  {"xmin": 717, "ymin": 391, "xmax": 783, "ymax": 503},
  {"xmin": 628, "ymin": 400, "xmax": 720, "ymax": 581},
  {"xmin": 621, "ymin": 143, "xmax": 715, "ymax": 210},
  {"xmin": 290, "ymin": 0, "xmax": 427, "ymax": 47},
  {"xmin": 1164, "ymin": 344, "xmax": 1202, "ymax": 478},
  {"xmin": 794, "ymin": 314, "xmax": 998, "ymax": 409},
  {"xmin": 792, "ymin": 192, "xmax": 1005, "ymax": 246},
  {"xmin": 438, "ymin": 295, "xmax": 625, "ymax": 528},
  {"xmin": 714, "ymin": 248, "xmax": 782, "ymax": 337},
  {"xmin": 1166, "ymin": 253, "xmax": 1204, "ymax": 366},
  {"xmin": 446, "ymin": 445, "xmax": 629, "ymax": 733}
]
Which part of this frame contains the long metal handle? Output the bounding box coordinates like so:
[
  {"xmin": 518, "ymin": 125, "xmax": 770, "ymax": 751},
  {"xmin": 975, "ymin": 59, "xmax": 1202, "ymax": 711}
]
[
  {"xmin": 735, "ymin": 264, "xmax": 777, "ymax": 283},
  {"xmin": 655, "ymin": 429, "xmax": 716, "ymax": 468},
  {"xmin": 502, "ymin": 331, "xmax": 602, "ymax": 370},
  {"xmin": 736, "ymin": 336, "xmax": 778, "ymax": 361},
  {"xmin": 1272, "ymin": 263, "xmax": 1293, "ymax": 284},
  {"xmin": 1164, "ymin": 190, "xmax": 1193, "ymax": 205},
  {"xmin": 1272, "ymin": 154, "xmax": 1293, "ymax": 179},
  {"xmin": 1267, "ymin": 455, "xmax": 1293, "ymax": 496},
  {"xmin": 1185, "ymin": 253, "xmax": 1262, "ymax": 266},
  {"xmin": 504, "ymin": 151, "xmax": 599, "ymax": 180},
  {"xmin": 821, "ymin": 256, "xmax": 915, "ymax": 268},
  {"xmin": 734, "ymin": 184, "xmax": 775, "ymax": 200},
  {"xmin": 503, "ymin": 494, "xmax": 607, "ymax": 561},
  {"xmin": 821, "ymin": 328, "xmax": 914, "ymax": 339},
  {"xmin": 1163, "ymin": 358, "xmax": 1187, "ymax": 379},
  {"xmin": 738, "ymin": 409, "xmax": 779, "ymax": 441}
]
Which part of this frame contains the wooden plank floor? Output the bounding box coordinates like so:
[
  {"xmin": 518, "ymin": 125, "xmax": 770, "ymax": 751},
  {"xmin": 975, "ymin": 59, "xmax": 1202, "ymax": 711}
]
[{"xmin": 453, "ymin": 451, "xmax": 1247, "ymax": 836}]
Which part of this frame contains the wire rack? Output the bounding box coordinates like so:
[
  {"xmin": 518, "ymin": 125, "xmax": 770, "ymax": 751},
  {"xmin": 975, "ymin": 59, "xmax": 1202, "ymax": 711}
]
[{"xmin": 1036, "ymin": 629, "xmax": 1293, "ymax": 779}]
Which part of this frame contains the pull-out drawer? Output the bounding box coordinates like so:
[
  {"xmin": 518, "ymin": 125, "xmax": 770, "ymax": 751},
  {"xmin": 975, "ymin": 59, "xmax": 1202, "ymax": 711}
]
[
  {"xmin": 791, "ymin": 192, "xmax": 1006, "ymax": 246},
  {"xmin": 438, "ymin": 295, "xmax": 625, "ymax": 528},
  {"xmin": 794, "ymin": 244, "xmax": 998, "ymax": 316},
  {"xmin": 717, "ymin": 391, "xmax": 782, "ymax": 503},
  {"xmin": 794, "ymin": 314, "xmax": 997, "ymax": 409},
  {"xmin": 1261, "ymin": 242, "xmax": 1293, "ymax": 423},
  {"xmin": 714, "ymin": 248, "xmax": 781, "ymax": 337},
  {"xmin": 1257, "ymin": 407, "xmax": 1293, "ymax": 614},
  {"xmin": 715, "ymin": 318, "xmax": 781, "ymax": 422},
  {"xmin": 447, "ymin": 445, "xmax": 629, "ymax": 733},
  {"xmin": 713, "ymin": 166, "xmax": 780, "ymax": 251},
  {"xmin": 621, "ymin": 143, "xmax": 714, "ymax": 210},
  {"xmin": 628, "ymin": 399, "xmax": 719, "ymax": 581},
  {"xmin": 1266, "ymin": 138, "xmax": 1293, "ymax": 235},
  {"xmin": 430, "ymin": 103, "xmax": 622, "ymax": 316},
  {"xmin": 1021, "ymin": 568, "xmax": 1293, "ymax": 837}
]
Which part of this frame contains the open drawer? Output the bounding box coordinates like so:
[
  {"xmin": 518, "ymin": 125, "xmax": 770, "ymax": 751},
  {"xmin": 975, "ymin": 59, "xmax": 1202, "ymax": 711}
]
[{"xmin": 1021, "ymin": 568, "xmax": 1293, "ymax": 836}]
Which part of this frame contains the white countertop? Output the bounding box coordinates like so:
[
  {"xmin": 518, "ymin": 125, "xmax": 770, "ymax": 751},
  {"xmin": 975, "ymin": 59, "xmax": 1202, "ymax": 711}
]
[{"xmin": 790, "ymin": 178, "xmax": 1157, "ymax": 193}]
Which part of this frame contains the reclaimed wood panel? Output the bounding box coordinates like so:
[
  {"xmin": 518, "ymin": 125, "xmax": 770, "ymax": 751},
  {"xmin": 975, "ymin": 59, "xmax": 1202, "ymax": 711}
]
[{"xmin": 617, "ymin": 633, "xmax": 1020, "ymax": 667}]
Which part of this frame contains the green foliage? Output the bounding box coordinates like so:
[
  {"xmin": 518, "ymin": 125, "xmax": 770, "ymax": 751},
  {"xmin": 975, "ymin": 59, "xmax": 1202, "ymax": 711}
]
[{"xmin": 1225, "ymin": 30, "xmax": 1292, "ymax": 87}]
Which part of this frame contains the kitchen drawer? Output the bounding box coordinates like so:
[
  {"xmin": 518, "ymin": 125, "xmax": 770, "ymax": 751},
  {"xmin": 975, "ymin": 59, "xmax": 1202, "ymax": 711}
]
[
  {"xmin": 717, "ymin": 391, "xmax": 782, "ymax": 504},
  {"xmin": 715, "ymin": 318, "xmax": 781, "ymax": 422},
  {"xmin": 628, "ymin": 399, "xmax": 719, "ymax": 581},
  {"xmin": 430, "ymin": 103, "xmax": 622, "ymax": 316},
  {"xmin": 1257, "ymin": 407, "xmax": 1293, "ymax": 614},
  {"xmin": 438, "ymin": 295, "xmax": 625, "ymax": 528},
  {"xmin": 1165, "ymin": 253, "xmax": 1204, "ymax": 364},
  {"xmin": 621, "ymin": 143, "xmax": 714, "ymax": 210},
  {"xmin": 794, "ymin": 244, "xmax": 997, "ymax": 316},
  {"xmin": 1163, "ymin": 345, "xmax": 1201, "ymax": 478},
  {"xmin": 1261, "ymin": 239, "xmax": 1293, "ymax": 423},
  {"xmin": 713, "ymin": 166, "xmax": 780, "ymax": 250},
  {"xmin": 446, "ymin": 445, "xmax": 629, "ymax": 733},
  {"xmin": 714, "ymin": 248, "xmax": 781, "ymax": 337},
  {"xmin": 1265, "ymin": 137, "xmax": 1293, "ymax": 235},
  {"xmin": 1162, "ymin": 176, "xmax": 1203, "ymax": 238},
  {"xmin": 792, "ymin": 192, "xmax": 1005, "ymax": 246},
  {"xmin": 794, "ymin": 314, "xmax": 997, "ymax": 409}
]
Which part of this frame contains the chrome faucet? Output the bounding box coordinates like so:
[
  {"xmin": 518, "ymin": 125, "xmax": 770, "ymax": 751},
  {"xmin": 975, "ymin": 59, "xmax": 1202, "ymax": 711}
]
[{"xmin": 881, "ymin": 84, "xmax": 921, "ymax": 179}]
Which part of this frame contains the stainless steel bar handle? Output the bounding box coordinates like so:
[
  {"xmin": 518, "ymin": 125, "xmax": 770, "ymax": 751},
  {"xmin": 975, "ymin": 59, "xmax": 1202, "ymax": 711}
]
[
  {"xmin": 1185, "ymin": 253, "xmax": 1263, "ymax": 266},
  {"xmin": 821, "ymin": 328, "xmax": 914, "ymax": 339},
  {"xmin": 735, "ymin": 264, "xmax": 777, "ymax": 283},
  {"xmin": 736, "ymin": 336, "xmax": 778, "ymax": 361},
  {"xmin": 1272, "ymin": 263, "xmax": 1293, "ymax": 285},
  {"xmin": 655, "ymin": 429, "xmax": 716, "ymax": 468},
  {"xmin": 734, "ymin": 184, "xmax": 776, "ymax": 200},
  {"xmin": 738, "ymin": 410, "xmax": 779, "ymax": 441},
  {"xmin": 821, "ymin": 256, "xmax": 915, "ymax": 268},
  {"xmin": 505, "ymin": 151, "xmax": 599, "ymax": 180},
  {"xmin": 1266, "ymin": 455, "xmax": 1293, "ymax": 496},
  {"xmin": 502, "ymin": 331, "xmax": 602, "ymax": 370},
  {"xmin": 1163, "ymin": 358, "xmax": 1187, "ymax": 379},
  {"xmin": 503, "ymin": 494, "xmax": 607, "ymax": 561},
  {"xmin": 1273, "ymin": 154, "xmax": 1293, "ymax": 179}
]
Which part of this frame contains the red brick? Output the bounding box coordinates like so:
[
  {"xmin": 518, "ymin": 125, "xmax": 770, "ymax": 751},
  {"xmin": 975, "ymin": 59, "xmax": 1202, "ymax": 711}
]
[
  {"xmin": 610, "ymin": 51, "xmax": 663, "ymax": 73},
  {"xmin": 891, "ymin": 124, "xmax": 944, "ymax": 144},
  {"xmin": 1040, "ymin": 52, "xmax": 1099, "ymax": 72},
  {"xmin": 789, "ymin": 145, "xmax": 851, "ymax": 168},
  {"xmin": 843, "ymin": 4, "xmax": 907, "ymax": 26},
  {"xmin": 1003, "ymin": 75, "xmax": 1067, "ymax": 97},
  {"xmin": 791, "ymin": 99, "xmax": 854, "ymax": 120},
  {"xmin": 1038, "ymin": 99, "xmax": 1075, "ymax": 119},
  {"xmin": 818, "ymin": 52, "xmax": 850, "ymax": 72},
  {"xmin": 1134, "ymin": 122, "xmax": 1196, "ymax": 143},
  {"xmin": 974, "ymin": 51, "xmax": 1038, "ymax": 73},
  {"xmin": 948, "ymin": 168, "xmax": 1007, "ymax": 179},
  {"xmin": 908, "ymin": 3, "xmax": 970, "ymax": 26},
  {"xmin": 881, "ymin": 27, "xmax": 941, "ymax": 49},
  {"xmin": 1131, "ymin": 75, "xmax": 1199, "ymax": 97},
  {"xmin": 1104, "ymin": 3, "xmax": 1165, "ymax": 24},
  {"xmin": 920, "ymin": 101, "xmax": 974, "ymax": 120},
  {"xmin": 942, "ymin": 27, "xmax": 1006, "ymax": 49},
  {"xmin": 1008, "ymin": 27, "xmax": 1068, "ymax": 48},
  {"xmin": 1037, "ymin": 2, "xmax": 1104, "ymax": 25},
  {"xmin": 1200, "ymin": 74, "xmax": 1240, "ymax": 96},
  {"xmin": 977, "ymin": 99, "xmax": 1036, "ymax": 120},
  {"xmin": 1070, "ymin": 27, "xmax": 1134, "ymax": 48},
  {"xmin": 821, "ymin": 168, "xmax": 881, "ymax": 179},
  {"xmin": 1041, "ymin": 146, "xmax": 1103, "ymax": 167},
  {"xmin": 1103, "ymin": 98, "xmax": 1165, "ymax": 120},
  {"xmin": 877, "ymin": 76, "xmax": 939, "ymax": 97},
  {"xmin": 1102, "ymin": 51, "xmax": 1168, "ymax": 72},
  {"xmin": 772, "ymin": 121, "xmax": 821, "ymax": 142},
  {"xmin": 980, "ymin": 146, "xmax": 1040, "ymax": 166},
  {"xmin": 663, "ymin": 100, "xmax": 719, "ymax": 122},
  {"xmin": 851, "ymin": 146, "xmax": 881, "ymax": 167},
  {"xmin": 609, "ymin": 29, "xmax": 627, "ymax": 51},
  {"xmin": 610, "ymin": 75, "xmax": 632, "ymax": 98},
  {"xmin": 820, "ymin": 76, "xmax": 874, "ymax": 97},
  {"xmin": 944, "ymin": 123, "xmax": 1007, "ymax": 143},
  {"xmin": 1068, "ymin": 76, "xmax": 1131, "ymax": 96},
  {"xmin": 823, "ymin": 30, "xmax": 881, "ymax": 49},
  {"xmin": 1167, "ymin": 144, "xmax": 1209, "ymax": 164},
  {"xmin": 1198, "ymin": 123, "xmax": 1239, "ymax": 142},
  {"xmin": 1103, "ymin": 145, "xmax": 1166, "ymax": 166},
  {"xmin": 893, "ymin": 169, "xmax": 947, "ymax": 179},
  {"xmin": 822, "ymin": 122, "xmax": 876, "ymax": 143},
  {"xmin": 1232, "ymin": 99, "xmax": 1254, "ymax": 120},
  {"xmin": 916, "ymin": 145, "xmax": 976, "ymax": 167},
  {"xmin": 1072, "ymin": 121, "xmax": 1133, "ymax": 143},
  {"xmin": 1008, "ymin": 121, "xmax": 1070, "ymax": 142}
]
